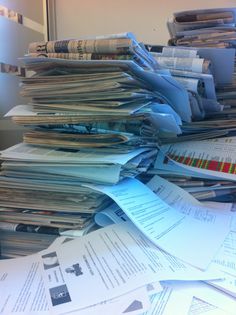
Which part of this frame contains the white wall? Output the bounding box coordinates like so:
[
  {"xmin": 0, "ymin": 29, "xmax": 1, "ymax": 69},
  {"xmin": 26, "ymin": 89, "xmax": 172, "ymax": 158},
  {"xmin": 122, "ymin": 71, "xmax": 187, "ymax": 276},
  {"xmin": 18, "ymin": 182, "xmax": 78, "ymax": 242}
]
[
  {"xmin": 0, "ymin": 0, "xmax": 46, "ymax": 149},
  {"xmin": 54, "ymin": 0, "xmax": 236, "ymax": 44}
]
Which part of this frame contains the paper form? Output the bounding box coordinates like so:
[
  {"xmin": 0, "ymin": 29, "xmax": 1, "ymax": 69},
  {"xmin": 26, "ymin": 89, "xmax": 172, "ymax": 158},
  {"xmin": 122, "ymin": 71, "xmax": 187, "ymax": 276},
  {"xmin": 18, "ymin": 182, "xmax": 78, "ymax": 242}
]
[
  {"xmin": 95, "ymin": 208, "xmax": 225, "ymax": 281},
  {"xmin": 146, "ymin": 175, "xmax": 234, "ymax": 229},
  {"xmin": 88, "ymin": 178, "xmax": 231, "ymax": 269},
  {"xmin": 147, "ymin": 175, "xmax": 233, "ymax": 226},
  {"xmin": 149, "ymin": 175, "xmax": 236, "ymax": 240}
]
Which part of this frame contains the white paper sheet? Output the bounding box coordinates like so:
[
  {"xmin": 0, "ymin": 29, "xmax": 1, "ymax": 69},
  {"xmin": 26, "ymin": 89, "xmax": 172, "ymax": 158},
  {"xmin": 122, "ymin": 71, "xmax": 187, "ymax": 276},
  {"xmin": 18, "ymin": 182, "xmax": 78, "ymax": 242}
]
[
  {"xmin": 207, "ymin": 231, "xmax": 236, "ymax": 297},
  {"xmin": 146, "ymin": 174, "xmax": 201, "ymax": 207},
  {"xmin": 0, "ymin": 234, "xmax": 154, "ymax": 315},
  {"xmin": 142, "ymin": 285, "xmax": 193, "ymax": 315},
  {"xmin": 164, "ymin": 280, "xmax": 236, "ymax": 314},
  {"xmin": 40, "ymin": 222, "xmax": 162, "ymax": 314},
  {"xmin": 188, "ymin": 296, "xmax": 230, "ymax": 315},
  {"xmin": 94, "ymin": 202, "xmax": 129, "ymax": 226},
  {"xmin": 60, "ymin": 286, "xmax": 151, "ymax": 315},
  {"xmin": 87, "ymin": 178, "xmax": 231, "ymax": 269},
  {"xmin": 155, "ymin": 56, "xmax": 205, "ymax": 73},
  {"xmin": 0, "ymin": 253, "xmax": 49, "ymax": 315},
  {"xmin": 40, "ymin": 221, "xmax": 226, "ymax": 315}
]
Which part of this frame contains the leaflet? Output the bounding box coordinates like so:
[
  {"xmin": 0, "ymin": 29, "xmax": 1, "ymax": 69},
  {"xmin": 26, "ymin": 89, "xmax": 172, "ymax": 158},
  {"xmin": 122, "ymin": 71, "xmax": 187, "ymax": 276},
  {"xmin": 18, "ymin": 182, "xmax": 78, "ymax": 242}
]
[
  {"xmin": 88, "ymin": 178, "xmax": 231, "ymax": 269},
  {"xmin": 40, "ymin": 221, "xmax": 225, "ymax": 315},
  {"xmin": 0, "ymin": 234, "xmax": 154, "ymax": 315},
  {"xmin": 40, "ymin": 222, "xmax": 162, "ymax": 314}
]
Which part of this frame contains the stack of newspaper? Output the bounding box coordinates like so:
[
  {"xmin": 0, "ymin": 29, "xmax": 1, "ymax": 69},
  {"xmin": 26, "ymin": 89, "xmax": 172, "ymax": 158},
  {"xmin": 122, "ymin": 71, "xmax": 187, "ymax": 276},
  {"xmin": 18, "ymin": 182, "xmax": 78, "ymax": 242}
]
[
  {"xmin": 0, "ymin": 32, "xmax": 192, "ymax": 257},
  {"xmin": 167, "ymin": 8, "xmax": 236, "ymax": 48},
  {"xmin": 149, "ymin": 46, "xmax": 219, "ymax": 123},
  {"xmin": 144, "ymin": 46, "xmax": 236, "ymax": 144},
  {"xmin": 137, "ymin": 9, "xmax": 236, "ymax": 217},
  {"xmin": 163, "ymin": 8, "xmax": 236, "ymax": 144}
]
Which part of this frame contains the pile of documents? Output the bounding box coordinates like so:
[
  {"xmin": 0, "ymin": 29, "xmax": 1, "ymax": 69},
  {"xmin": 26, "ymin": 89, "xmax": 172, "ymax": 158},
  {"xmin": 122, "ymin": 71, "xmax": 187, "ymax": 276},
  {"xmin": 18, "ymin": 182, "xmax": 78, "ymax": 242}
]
[
  {"xmin": 0, "ymin": 175, "xmax": 235, "ymax": 314},
  {"xmin": 0, "ymin": 32, "xmax": 191, "ymax": 257},
  {"xmin": 144, "ymin": 46, "xmax": 236, "ymax": 145},
  {"xmin": 162, "ymin": 8, "xmax": 236, "ymax": 145},
  {"xmin": 1, "ymin": 31, "xmax": 236, "ymax": 314},
  {"xmin": 155, "ymin": 7, "xmax": 236, "ymax": 200},
  {"xmin": 167, "ymin": 8, "xmax": 236, "ymax": 48},
  {"xmin": 0, "ymin": 225, "xmax": 58, "ymax": 258},
  {"xmin": 27, "ymin": 32, "xmax": 158, "ymax": 70}
]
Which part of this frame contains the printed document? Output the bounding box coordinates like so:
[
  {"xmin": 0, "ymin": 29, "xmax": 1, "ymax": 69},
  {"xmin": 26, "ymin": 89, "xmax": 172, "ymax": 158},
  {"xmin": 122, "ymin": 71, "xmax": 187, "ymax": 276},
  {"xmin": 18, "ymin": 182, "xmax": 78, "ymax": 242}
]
[
  {"xmin": 40, "ymin": 221, "xmax": 223, "ymax": 315},
  {"xmin": 160, "ymin": 137, "xmax": 236, "ymax": 181},
  {"xmin": 88, "ymin": 178, "xmax": 231, "ymax": 269}
]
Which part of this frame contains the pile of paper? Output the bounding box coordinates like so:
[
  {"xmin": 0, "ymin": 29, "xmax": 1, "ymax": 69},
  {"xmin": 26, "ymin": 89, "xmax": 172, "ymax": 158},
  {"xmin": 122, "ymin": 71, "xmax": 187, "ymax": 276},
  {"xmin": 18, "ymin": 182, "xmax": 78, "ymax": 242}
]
[
  {"xmin": 158, "ymin": 8, "xmax": 236, "ymax": 147},
  {"xmin": 149, "ymin": 46, "xmax": 220, "ymax": 122},
  {"xmin": 167, "ymin": 8, "xmax": 236, "ymax": 48},
  {"xmin": 151, "ymin": 7, "xmax": 236, "ymax": 204},
  {"xmin": 94, "ymin": 174, "xmax": 236, "ymax": 299},
  {"xmin": 149, "ymin": 135, "xmax": 236, "ymax": 203},
  {"xmin": 144, "ymin": 45, "xmax": 236, "ymax": 143},
  {"xmin": 0, "ymin": 32, "xmax": 192, "ymax": 257},
  {"xmin": 0, "ymin": 194, "xmax": 235, "ymax": 314},
  {"xmin": 1, "ymin": 31, "xmax": 236, "ymax": 314}
]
